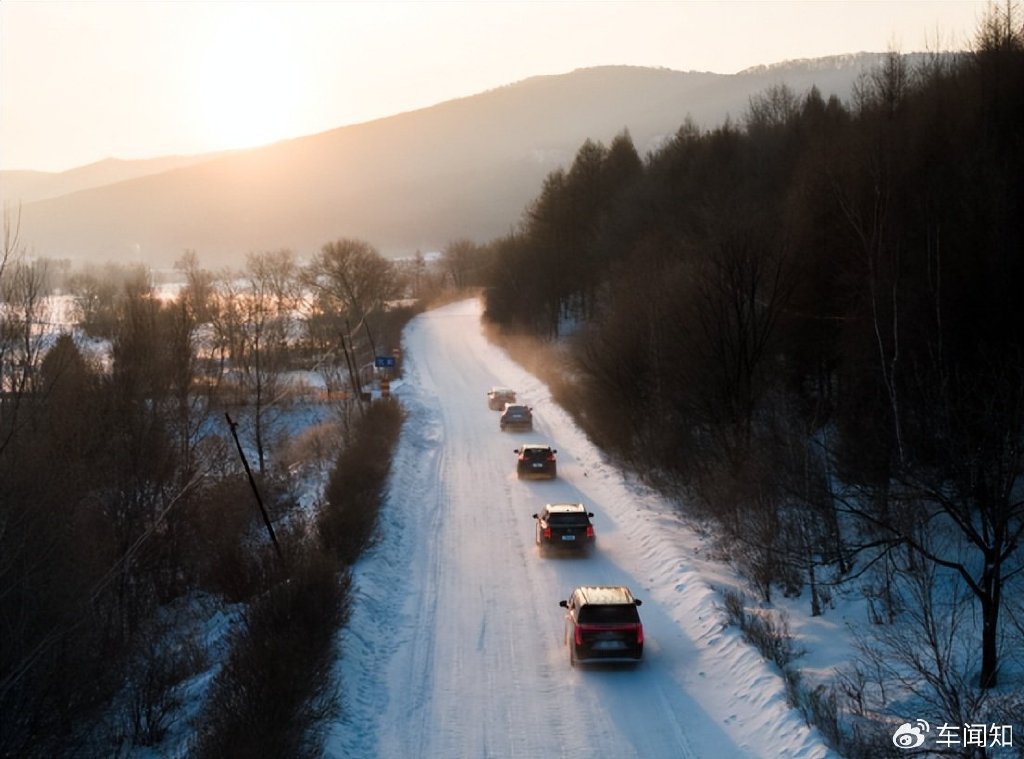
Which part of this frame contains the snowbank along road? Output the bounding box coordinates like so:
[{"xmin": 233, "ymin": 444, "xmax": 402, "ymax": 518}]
[{"xmin": 328, "ymin": 298, "xmax": 836, "ymax": 759}]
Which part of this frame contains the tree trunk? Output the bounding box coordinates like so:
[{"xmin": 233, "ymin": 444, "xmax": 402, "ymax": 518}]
[{"xmin": 979, "ymin": 557, "xmax": 1001, "ymax": 688}]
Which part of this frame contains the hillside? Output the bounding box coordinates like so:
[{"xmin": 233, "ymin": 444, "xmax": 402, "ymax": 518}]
[
  {"xmin": 3, "ymin": 56, "xmax": 890, "ymax": 267},
  {"xmin": 0, "ymin": 154, "xmax": 231, "ymax": 205}
]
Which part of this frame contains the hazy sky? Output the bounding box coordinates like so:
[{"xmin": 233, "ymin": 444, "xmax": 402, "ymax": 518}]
[{"xmin": 1, "ymin": 1, "xmax": 989, "ymax": 173}]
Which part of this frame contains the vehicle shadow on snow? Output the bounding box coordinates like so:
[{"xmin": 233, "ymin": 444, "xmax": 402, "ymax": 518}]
[
  {"xmin": 536, "ymin": 526, "xmax": 743, "ymax": 756},
  {"xmin": 557, "ymin": 603, "xmax": 745, "ymax": 757},
  {"xmin": 534, "ymin": 549, "xmax": 594, "ymax": 561}
]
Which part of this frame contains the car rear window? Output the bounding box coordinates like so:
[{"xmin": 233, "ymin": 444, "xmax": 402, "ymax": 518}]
[
  {"xmin": 547, "ymin": 513, "xmax": 589, "ymax": 526},
  {"xmin": 577, "ymin": 604, "xmax": 639, "ymax": 624},
  {"xmin": 523, "ymin": 449, "xmax": 549, "ymax": 459}
]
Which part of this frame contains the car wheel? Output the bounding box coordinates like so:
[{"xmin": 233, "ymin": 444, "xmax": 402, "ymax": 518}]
[{"xmin": 569, "ymin": 644, "xmax": 577, "ymax": 667}]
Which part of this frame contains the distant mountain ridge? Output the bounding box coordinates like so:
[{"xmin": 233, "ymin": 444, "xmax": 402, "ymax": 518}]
[
  {"xmin": 2, "ymin": 55, "xmax": 899, "ymax": 267},
  {"xmin": 2, "ymin": 154, "xmax": 232, "ymax": 205}
]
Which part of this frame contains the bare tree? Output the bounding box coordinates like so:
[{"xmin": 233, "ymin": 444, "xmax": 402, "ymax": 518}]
[
  {"xmin": 441, "ymin": 238, "xmax": 481, "ymax": 289},
  {"xmin": 746, "ymin": 83, "xmax": 801, "ymax": 133},
  {"xmin": 304, "ymin": 238, "xmax": 397, "ymax": 327},
  {"xmin": 302, "ymin": 239, "xmax": 399, "ymax": 398},
  {"xmin": 845, "ymin": 549, "xmax": 993, "ymax": 734},
  {"xmin": 0, "ymin": 203, "xmax": 19, "ymax": 284},
  {"xmin": 213, "ymin": 251, "xmax": 300, "ymax": 473},
  {"xmin": 689, "ymin": 229, "xmax": 791, "ymax": 470},
  {"xmin": 0, "ymin": 208, "xmax": 51, "ymax": 458},
  {"xmin": 175, "ymin": 250, "xmax": 216, "ymax": 324},
  {"xmin": 835, "ymin": 355, "xmax": 1024, "ymax": 690}
]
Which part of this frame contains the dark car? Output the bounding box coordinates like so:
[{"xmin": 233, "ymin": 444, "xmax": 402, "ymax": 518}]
[
  {"xmin": 500, "ymin": 404, "xmax": 533, "ymax": 432},
  {"xmin": 559, "ymin": 586, "xmax": 644, "ymax": 666},
  {"xmin": 533, "ymin": 503, "xmax": 594, "ymax": 552},
  {"xmin": 487, "ymin": 386, "xmax": 517, "ymax": 410},
  {"xmin": 514, "ymin": 444, "xmax": 557, "ymax": 479}
]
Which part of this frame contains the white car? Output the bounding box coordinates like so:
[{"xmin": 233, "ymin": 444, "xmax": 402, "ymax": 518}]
[{"xmin": 487, "ymin": 386, "xmax": 517, "ymax": 410}]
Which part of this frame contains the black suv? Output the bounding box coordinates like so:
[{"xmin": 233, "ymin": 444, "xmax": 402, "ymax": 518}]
[
  {"xmin": 533, "ymin": 503, "xmax": 594, "ymax": 552},
  {"xmin": 514, "ymin": 444, "xmax": 556, "ymax": 479},
  {"xmin": 500, "ymin": 404, "xmax": 533, "ymax": 431},
  {"xmin": 559, "ymin": 586, "xmax": 644, "ymax": 666}
]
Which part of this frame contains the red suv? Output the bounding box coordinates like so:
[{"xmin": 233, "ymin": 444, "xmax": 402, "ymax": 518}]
[{"xmin": 559, "ymin": 586, "xmax": 644, "ymax": 666}]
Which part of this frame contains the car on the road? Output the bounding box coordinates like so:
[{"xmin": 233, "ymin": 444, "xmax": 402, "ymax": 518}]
[
  {"xmin": 487, "ymin": 386, "xmax": 517, "ymax": 410},
  {"xmin": 559, "ymin": 586, "xmax": 644, "ymax": 666},
  {"xmin": 533, "ymin": 503, "xmax": 594, "ymax": 552},
  {"xmin": 514, "ymin": 443, "xmax": 556, "ymax": 479},
  {"xmin": 500, "ymin": 404, "xmax": 533, "ymax": 432}
]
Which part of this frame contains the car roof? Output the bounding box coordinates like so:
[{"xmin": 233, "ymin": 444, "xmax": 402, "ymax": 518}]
[
  {"xmin": 545, "ymin": 503, "xmax": 587, "ymax": 514},
  {"xmin": 572, "ymin": 586, "xmax": 637, "ymax": 605},
  {"xmin": 519, "ymin": 443, "xmax": 551, "ymax": 450},
  {"xmin": 490, "ymin": 386, "xmax": 514, "ymax": 393}
]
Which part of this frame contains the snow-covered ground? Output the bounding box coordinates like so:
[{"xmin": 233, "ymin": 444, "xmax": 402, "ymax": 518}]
[{"xmin": 327, "ymin": 298, "xmax": 839, "ymax": 758}]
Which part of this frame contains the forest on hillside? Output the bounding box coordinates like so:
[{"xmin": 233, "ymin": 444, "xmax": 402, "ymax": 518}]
[{"xmin": 480, "ymin": 10, "xmax": 1023, "ymax": 752}]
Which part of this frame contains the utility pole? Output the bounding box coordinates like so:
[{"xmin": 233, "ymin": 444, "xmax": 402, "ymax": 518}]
[{"xmin": 225, "ymin": 412, "xmax": 285, "ymax": 565}]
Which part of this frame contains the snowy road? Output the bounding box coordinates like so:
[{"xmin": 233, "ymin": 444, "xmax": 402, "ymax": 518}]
[{"xmin": 328, "ymin": 299, "xmax": 834, "ymax": 759}]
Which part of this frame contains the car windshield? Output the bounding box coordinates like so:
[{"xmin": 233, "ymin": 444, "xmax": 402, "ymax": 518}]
[
  {"xmin": 547, "ymin": 513, "xmax": 589, "ymax": 526},
  {"xmin": 577, "ymin": 604, "xmax": 639, "ymax": 624}
]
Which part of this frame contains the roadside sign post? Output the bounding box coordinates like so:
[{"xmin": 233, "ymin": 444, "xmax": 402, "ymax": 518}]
[{"xmin": 375, "ymin": 355, "xmax": 396, "ymax": 398}]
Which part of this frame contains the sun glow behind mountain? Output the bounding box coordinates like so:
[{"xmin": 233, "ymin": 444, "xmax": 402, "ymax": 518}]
[
  {"xmin": 197, "ymin": 7, "xmax": 311, "ymax": 150},
  {"xmin": 1, "ymin": 2, "xmax": 987, "ymax": 172}
]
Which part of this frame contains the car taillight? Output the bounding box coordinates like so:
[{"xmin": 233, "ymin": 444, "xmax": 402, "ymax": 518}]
[
  {"xmin": 574, "ymin": 625, "xmax": 583, "ymax": 646},
  {"xmin": 543, "ymin": 527, "xmax": 551, "ymax": 539},
  {"xmin": 636, "ymin": 624, "xmax": 644, "ymax": 645},
  {"xmin": 547, "ymin": 453, "xmax": 555, "ymax": 461},
  {"xmin": 585, "ymin": 525, "xmax": 594, "ymax": 538}
]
